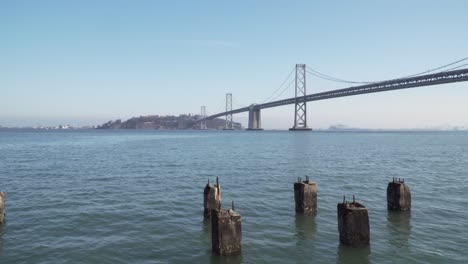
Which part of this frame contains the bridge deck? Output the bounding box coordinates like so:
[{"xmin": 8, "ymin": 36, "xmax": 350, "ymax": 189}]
[{"xmin": 205, "ymin": 68, "xmax": 468, "ymax": 120}]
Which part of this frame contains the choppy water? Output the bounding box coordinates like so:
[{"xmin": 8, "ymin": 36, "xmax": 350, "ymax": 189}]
[{"xmin": 0, "ymin": 130, "xmax": 467, "ymax": 263}]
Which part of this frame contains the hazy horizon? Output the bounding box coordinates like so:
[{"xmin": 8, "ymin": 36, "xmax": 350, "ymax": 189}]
[
  {"xmin": 1, "ymin": 114, "xmax": 467, "ymax": 131},
  {"xmin": 2, "ymin": 1, "xmax": 468, "ymax": 129}
]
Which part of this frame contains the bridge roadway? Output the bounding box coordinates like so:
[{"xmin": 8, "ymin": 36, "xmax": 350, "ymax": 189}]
[{"xmin": 204, "ymin": 68, "xmax": 468, "ymax": 123}]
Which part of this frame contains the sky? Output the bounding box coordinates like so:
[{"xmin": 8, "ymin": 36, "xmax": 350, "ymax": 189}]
[{"xmin": 1, "ymin": 0, "xmax": 468, "ymax": 129}]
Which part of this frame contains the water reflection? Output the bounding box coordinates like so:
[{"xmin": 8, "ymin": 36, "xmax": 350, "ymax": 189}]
[
  {"xmin": 294, "ymin": 214, "xmax": 317, "ymax": 240},
  {"xmin": 0, "ymin": 224, "xmax": 3, "ymax": 254},
  {"xmin": 202, "ymin": 218, "xmax": 211, "ymax": 241},
  {"xmin": 209, "ymin": 253, "xmax": 243, "ymax": 264},
  {"xmin": 387, "ymin": 211, "xmax": 411, "ymax": 249},
  {"xmin": 202, "ymin": 218, "xmax": 211, "ymax": 230},
  {"xmin": 337, "ymin": 244, "xmax": 371, "ymax": 264}
]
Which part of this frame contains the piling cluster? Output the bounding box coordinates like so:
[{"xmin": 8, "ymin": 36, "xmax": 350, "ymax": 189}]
[
  {"xmin": 0, "ymin": 174, "xmax": 414, "ymax": 257},
  {"xmin": 204, "ymin": 178, "xmax": 242, "ymax": 256},
  {"xmin": 0, "ymin": 192, "xmax": 5, "ymax": 225},
  {"xmin": 201, "ymin": 175, "xmax": 414, "ymax": 254}
]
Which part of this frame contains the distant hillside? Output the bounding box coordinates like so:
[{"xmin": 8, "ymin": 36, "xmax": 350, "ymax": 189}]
[{"xmin": 96, "ymin": 114, "xmax": 242, "ymax": 130}]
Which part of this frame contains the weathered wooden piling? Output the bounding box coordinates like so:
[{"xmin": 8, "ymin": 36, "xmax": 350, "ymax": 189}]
[
  {"xmin": 211, "ymin": 203, "xmax": 242, "ymax": 255},
  {"xmin": 337, "ymin": 196, "xmax": 370, "ymax": 246},
  {"xmin": 204, "ymin": 177, "xmax": 222, "ymax": 218},
  {"xmin": 387, "ymin": 177, "xmax": 411, "ymax": 211},
  {"xmin": 0, "ymin": 192, "xmax": 5, "ymax": 225},
  {"xmin": 294, "ymin": 176, "xmax": 317, "ymax": 215}
]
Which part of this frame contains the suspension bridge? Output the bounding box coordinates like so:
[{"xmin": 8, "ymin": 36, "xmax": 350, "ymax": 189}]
[{"xmin": 198, "ymin": 59, "xmax": 468, "ymax": 130}]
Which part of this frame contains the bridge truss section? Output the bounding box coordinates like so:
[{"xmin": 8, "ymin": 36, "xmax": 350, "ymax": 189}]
[{"xmin": 306, "ymin": 68, "xmax": 468, "ymax": 102}]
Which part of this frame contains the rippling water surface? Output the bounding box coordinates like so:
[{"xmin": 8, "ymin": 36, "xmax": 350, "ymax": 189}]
[{"xmin": 0, "ymin": 130, "xmax": 467, "ymax": 263}]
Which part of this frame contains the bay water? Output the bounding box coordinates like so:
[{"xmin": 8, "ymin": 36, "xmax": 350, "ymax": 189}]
[{"xmin": 0, "ymin": 130, "xmax": 467, "ymax": 263}]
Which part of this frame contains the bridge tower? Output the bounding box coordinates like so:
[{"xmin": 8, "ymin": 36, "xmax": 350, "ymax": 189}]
[
  {"xmin": 200, "ymin": 106, "xmax": 207, "ymax": 130},
  {"xmin": 224, "ymin": 93, "xmax": 234, "ymax": 130},
  {"xmin": 289, "ymin": 64, "xmax": 312, "ymax": 131}
]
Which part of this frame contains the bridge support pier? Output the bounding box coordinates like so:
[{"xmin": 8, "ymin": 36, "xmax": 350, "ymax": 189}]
[{"xmin": 247, "ymin": 106, "xmax": 263, "ymax": 130}]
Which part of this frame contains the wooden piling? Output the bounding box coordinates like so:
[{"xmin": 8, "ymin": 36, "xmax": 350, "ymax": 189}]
[
  {"xmin": 204, "ymin": 177, "xmax": 222, "ymax": 218},
  {"xmin": 211, "ymin": 207, "xmax": 242, "ymax": 255},
  {"xmin": 337, "ymin": 196, "xmax": 370, "ymax": 246},
  {"xmin": 0, "ymin": 192, "xmax": 5, "ymax": 225},
  {"xmin": 387, "ymin": 177, "xmax": 411, "ymax": 211},
  {"xmin": 294, "ymin": 176, "xmax": 317, "ymax": 215}
]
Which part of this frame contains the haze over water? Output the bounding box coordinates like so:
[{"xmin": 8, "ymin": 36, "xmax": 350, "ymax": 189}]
[{"xmin": 0, "ymin": 130, "xmax": 467, "ymax": 263}]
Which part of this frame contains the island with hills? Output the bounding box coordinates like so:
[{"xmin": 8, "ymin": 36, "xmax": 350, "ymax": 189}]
[
  {"xmin": 97, "ymin": 114, "xmax": 242, "ymax": 130},
  {"xmin": 1, "ymin": 120, "xmax": 466, "ymax": 131}
]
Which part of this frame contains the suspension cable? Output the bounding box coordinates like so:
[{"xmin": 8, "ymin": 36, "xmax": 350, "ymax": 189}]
[
  {"xmin": 306, "ymin": 57, "xmax": 468, "ymax": 84},
  {"xmin": 306, "ymin": 67, "xmax": 373, "ymax": 84},
  {"xmin": 402, "ymin": 57, "xmax": 468, "ymax": 78},
  {"xmin": 232, "ymin": 98, "xmax": 247, "ymax": 108},
  {"xmin": 267, "ymin": 77, "xmax": 295, "ymax": 102},
  {"xmin": 260, "ymin": 67, "xmax": 295, "ymax": 103},
  {"xmin": 441, "ymin": 63, "xmax": 468, "ymax": 72},
  {"xmin": 215, "ymin": 58, "xmax": 468, "ymax": 113}
]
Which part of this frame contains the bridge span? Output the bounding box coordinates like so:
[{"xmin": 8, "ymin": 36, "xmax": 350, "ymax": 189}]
[{"xmin": 201, "ymin": 65, "xmax": 468, "ymax": 130}]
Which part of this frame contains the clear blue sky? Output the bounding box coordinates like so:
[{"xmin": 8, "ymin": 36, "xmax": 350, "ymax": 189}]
[{"xmin": 2, "ymin": 0, "xmax": 468, "ymax": 129}]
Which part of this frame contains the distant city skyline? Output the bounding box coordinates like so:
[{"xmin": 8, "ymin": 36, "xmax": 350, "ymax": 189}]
[{"xmin": 2, "ymin": 1, "xmax": 468, "ymax": 129}]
